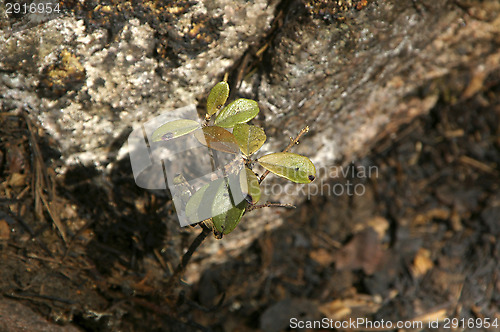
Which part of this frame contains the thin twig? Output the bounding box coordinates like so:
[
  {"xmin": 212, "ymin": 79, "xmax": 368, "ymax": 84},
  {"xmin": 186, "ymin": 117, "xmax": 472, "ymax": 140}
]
[
  {"xmin": 7, "ymin": 292, "xmax": 76, "ymax": 305},
  {"xmin": 246, "ymin": 202, "xmax": 296, "ymax": 212},
  {"xmin": 23, "ymin": 112, "xmax": 68, "ymax": 244},
  {"xmin": 259, "ymin": 126, "xmax": 310, "ymax": 184}
]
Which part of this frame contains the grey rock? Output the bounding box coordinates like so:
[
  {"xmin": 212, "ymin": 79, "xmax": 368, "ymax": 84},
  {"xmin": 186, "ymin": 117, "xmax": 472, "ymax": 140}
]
[{"xmin": 0, "ymin": 0, "xmax": 277, "ymax": 164}]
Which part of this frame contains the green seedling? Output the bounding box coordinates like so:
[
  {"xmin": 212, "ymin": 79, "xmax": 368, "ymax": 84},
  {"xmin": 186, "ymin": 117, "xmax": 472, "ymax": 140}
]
[{"xmin": 152, "ymin": 80, "xmax": 316, "ymax": 238}]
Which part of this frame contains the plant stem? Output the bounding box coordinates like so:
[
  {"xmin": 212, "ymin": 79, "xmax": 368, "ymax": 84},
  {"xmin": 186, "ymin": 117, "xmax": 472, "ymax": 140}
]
[
  {"xmin": 259, "ymin": 126, "xmax": 310, "ymax": 184},
  {"xmin": 165, "ymin": 223, "xmax": 212, "ymax": 293}
]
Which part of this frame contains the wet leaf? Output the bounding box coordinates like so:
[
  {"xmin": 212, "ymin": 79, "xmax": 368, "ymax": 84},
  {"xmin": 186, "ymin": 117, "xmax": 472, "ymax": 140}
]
[
  {"xmin": 206, "ymin": 81, "xmax": 230, "ymax": 116},
  {"xmin": 185, "ymin": 175, "xmax": 248, "ymax": 234},
  {"xmin": 186, "ymin": 181, "xmax": 214, "ymax": 224},
  {"xmin": 257, "ymin": 152, "xmax": 316, "ymax": 183},
  {"xmin": 232, "ymin": 123, "xmax": 266, "ymax": 156},
  {"xmin": 151, "ymin": 119, "xmax": 200, "ymax": 142},
  {"xmin": 213, "ymin": 203, "xmax": 246, "ymax": 234},
  {"xmin": 194, "ymin": 126, "xmax": 240, "ymax": 154},
  {"xmin": 214, "ymin": 99, "xmax": 259, "ymax": 128},
  {"xmin": 185, "ymin": 178, "xmax": 227, "ymax": 224},
  {"xmin": 239, "ymin": 167, "xmax": 261, "ymax": 204},
  {"xmin": 212, "ymin": 178, "xmax": 247, "ymax": 234}
]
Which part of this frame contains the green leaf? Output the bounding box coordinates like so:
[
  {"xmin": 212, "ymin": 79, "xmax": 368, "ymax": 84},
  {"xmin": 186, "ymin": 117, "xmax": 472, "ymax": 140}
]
[
  {"xmin": 185, "ymin": 175, "xmax": 248, "ymax": 234},
  {"xmin": 194, "ymin": 126, "xmax": 240, "ymax": 154},
  {"xmin": 151, "ymin": 119, "xmax": 200, "ymax": 142},
  {"xmin": 207, "ymin": 81, "xmax": 230, "ymax": 116},
  {"xmin": 212, "ymin": 178, "xmax": 247, "ymax": 234},
  {"xmin": 185, "ymin": 181, "xmax": 215, "ymax": 224},
  {"xmin": 214, "ymin": 99, "xmax": 259, "ymax": 128},
  {"xmin": 232, "ymin": 123, "xmax": 266, "ymax": 156},
  {"xmin": 257, "ymin": 152, "xmax": 316, "ymax": 184},
  {"xmin": 213, "ymin": 202, "xmax": 246, "ymax": 234},
  {"xmin": 239, "ymin": 167, "xmax": 261, "ymax": 204}
]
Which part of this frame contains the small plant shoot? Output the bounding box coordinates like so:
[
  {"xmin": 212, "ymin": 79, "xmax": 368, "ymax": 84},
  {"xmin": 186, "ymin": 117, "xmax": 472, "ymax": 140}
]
[{"xmin": 152, "ymin": 79, "xmax": 316, "ymax": 239}]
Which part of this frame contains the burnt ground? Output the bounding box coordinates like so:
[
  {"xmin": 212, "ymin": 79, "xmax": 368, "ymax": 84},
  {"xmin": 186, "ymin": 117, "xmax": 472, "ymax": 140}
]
[{"xmin": 1, "ymin": 81, "xmax": 499, "ymax": 330}]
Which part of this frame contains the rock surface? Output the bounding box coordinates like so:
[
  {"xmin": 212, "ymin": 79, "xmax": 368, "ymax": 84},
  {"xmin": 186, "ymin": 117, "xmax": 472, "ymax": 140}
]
[{"xmin": 1, "ymin": 0, "xmax": 277, "ymax": 164}]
